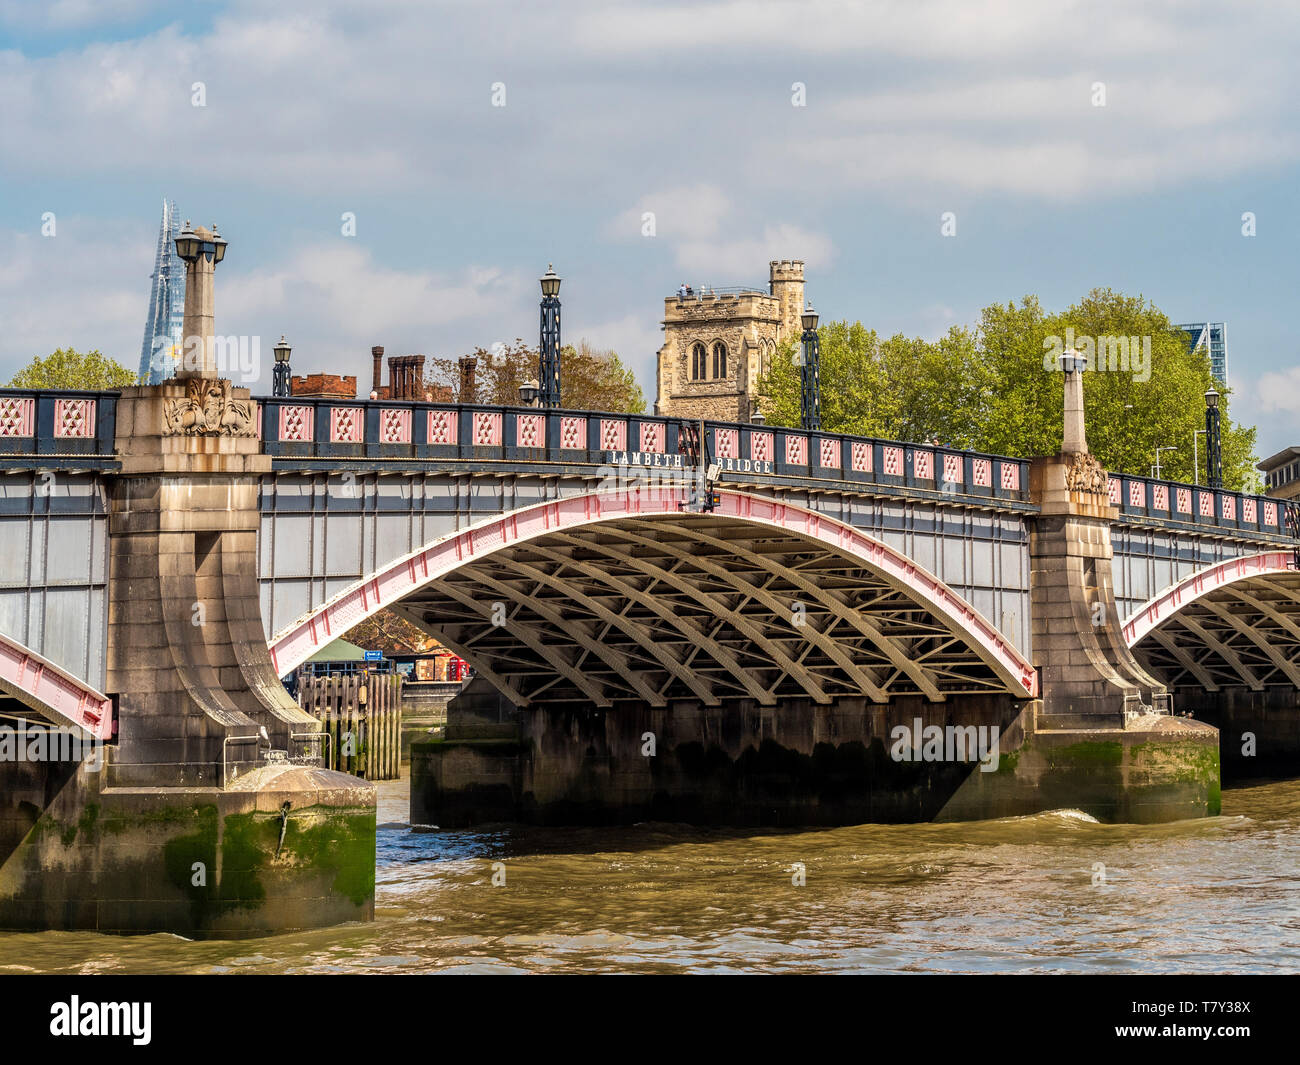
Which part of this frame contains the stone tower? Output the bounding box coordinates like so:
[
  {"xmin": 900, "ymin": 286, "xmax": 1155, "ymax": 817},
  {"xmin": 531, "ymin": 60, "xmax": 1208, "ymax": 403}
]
[{"xmin": 656, "ymin": 260, "xmax": 805, "ymax": 422}]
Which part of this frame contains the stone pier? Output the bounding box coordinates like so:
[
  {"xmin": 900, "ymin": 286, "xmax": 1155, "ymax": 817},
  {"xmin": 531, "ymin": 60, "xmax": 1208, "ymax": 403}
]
[{"xmin": 0, "ymin": 225, "xmax": 375, "ymax": 936}]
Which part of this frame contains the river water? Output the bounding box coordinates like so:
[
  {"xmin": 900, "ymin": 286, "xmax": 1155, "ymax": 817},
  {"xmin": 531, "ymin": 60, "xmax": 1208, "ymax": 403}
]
[{"xmin": 3, "ymin": 774, "xmax": 1298, "ymax": 974}]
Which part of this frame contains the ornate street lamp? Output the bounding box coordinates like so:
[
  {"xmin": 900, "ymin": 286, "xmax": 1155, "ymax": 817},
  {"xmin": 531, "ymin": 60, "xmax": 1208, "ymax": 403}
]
[
  {"xmin": 518, "ymin": 379, "xmax": 540, "ymax": 407},
  {"xmin": 1204, "ymin": 387, "xmax": 1223, "ymax": 489},
  {"xmin": 173, "ymin": 221, "xmax": 228, "ymax": 378},
  {"xmin": 174, "ymin": 221, "xmax": 200, "ymax": 262},
  {"xmin": 799, "ymin": 300, "xmax": 820, "ymax": 431},
  {"xmin": 538, "ymin": 264, "xmax": 562, "ymax": 408},
  {"xmin": 273, "ymin": 335, "xmax": 292, "ymax": 397},
  {"xmin": 174, "ymin": 221, "xmax": 226, "ymax": 265}
]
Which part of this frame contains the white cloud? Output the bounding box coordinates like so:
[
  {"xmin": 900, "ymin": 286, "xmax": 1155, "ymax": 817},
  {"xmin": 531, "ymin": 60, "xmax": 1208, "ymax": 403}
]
[
  {"xmin": 611, "ymin": 186, "xmax": 833, "ymax": 281},
  {"xmin": 606, "ymin": 185, "xmax": 731, "ymax": 242},
  {"xmin": 0, "ymin": 1, "xmax": 1294, "ymax": 203},
  {"xmin": 677, "ymin": 224, "xmax": 833, "ymax": 280},
  {"xmin": 0, "ymin": 222, "xmax": 150, "ymax": 378},
  {"xmin": 217, "ymin": 244, "xmax": 532, "ymax": 388},
  {"xmin": 1255, "ymin": 367, "xmax": 1300, "ymax": 415}
]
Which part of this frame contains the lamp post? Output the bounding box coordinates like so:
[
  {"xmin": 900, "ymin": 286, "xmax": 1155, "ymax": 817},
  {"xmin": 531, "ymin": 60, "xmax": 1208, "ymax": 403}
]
[
  {"xmin": 272, "ymin": 335, "xmax": 292, "ymax": 397},
  {"xmin": 538, "ymin": 264, "xmax": 562, "ymax": 408},
  {"xmin": 799, "ymin": 301, "xmax": 821, "ymax": 431},
  {"xmin": 1059, "ymin": 347, "xmax": 1089, "ymax": 453},
  {"xmin": 1204, "ymin": 387, "xmax": 1223, "ymax": 489},
  {"xmin": 1153, "ymin": 446, "xmax": 1177, "ymax": 480},
  {"xmin": 173, "ymin": 221, "xmax": 227, "ymax": 378},
  {"xmin": 518, "ymin": 379, "xmax": 540, "ymax": 407}
]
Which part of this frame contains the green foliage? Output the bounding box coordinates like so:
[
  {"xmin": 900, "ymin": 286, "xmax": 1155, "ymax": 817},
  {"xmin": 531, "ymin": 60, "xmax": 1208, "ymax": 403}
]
[
  {"xmin": 7, "ymin": 348, "xmax": 138, "ymax": 390},
  {"xmin": 426, "ymin": 338, "xmax": 645, "ymax": 412},
  {"xmin": 758, "ymin": 289, "xmax": 1257, "ymax": 490}
]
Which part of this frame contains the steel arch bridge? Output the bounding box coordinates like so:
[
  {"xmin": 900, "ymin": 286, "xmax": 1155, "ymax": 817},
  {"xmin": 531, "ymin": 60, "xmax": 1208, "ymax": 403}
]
[
  {"xmin": 269, "ymin": 488, "xmax": 1039, "ymax": 708},
  {"xmin": 1124, "ymin": 551, "xmax": 1300, "ymax": 692}
]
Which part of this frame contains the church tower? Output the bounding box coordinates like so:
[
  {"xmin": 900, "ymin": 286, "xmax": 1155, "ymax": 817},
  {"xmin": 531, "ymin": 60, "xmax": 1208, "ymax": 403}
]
[{"xmin": 655, "ymin": 260, "xmax": 805, "ymax": 422}]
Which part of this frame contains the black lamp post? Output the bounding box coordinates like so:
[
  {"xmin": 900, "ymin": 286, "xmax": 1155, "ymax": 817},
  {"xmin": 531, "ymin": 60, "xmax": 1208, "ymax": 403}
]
[
  {"xmin": 518, "ymin": 379, "xmax": 539, "ymax": 407},
  {"xmin": 799, "ymin": 301, "xmax": 821, "ymax": 431},
  {"xmin": 1204, "ymin": 387, "xmax": 1223, "ymax": 489},
  {"xmin": 538, "ymin": 264, "xmax": 562, "ymax": 408},
  {"xmin": 272, "ymin": 335, "xmax": 292, "ymax": 397}
]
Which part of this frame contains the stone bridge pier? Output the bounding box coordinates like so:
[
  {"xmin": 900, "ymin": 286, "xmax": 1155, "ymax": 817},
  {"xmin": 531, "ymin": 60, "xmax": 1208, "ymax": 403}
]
[
  {"xmin": 0, "ymin": 383, "xmax": 377, "ymax": 936},
  {"xmin": 0, "ymin": 229, "xmax": 375, "ymax": 937}
]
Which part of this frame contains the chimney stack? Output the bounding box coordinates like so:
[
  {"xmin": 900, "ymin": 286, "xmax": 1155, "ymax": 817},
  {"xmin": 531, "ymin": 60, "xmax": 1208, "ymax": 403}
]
[
  {"xmin": 371, "ymin": 346, "xmax": 384, "ymax": 396},
  {"xmin": 459, "ymin": 356, "xmax": 477, "ymax": 404}
]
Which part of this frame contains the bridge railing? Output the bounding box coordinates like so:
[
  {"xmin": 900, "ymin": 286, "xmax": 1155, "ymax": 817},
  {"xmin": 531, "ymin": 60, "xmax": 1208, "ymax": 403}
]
[
  {"xmin": 1106, "ymin": 470, "xmax": 1290, "ymax": 536},
  {"xmin": 697, "ymin": 420, "xmax": 1033, "ymax": 503},
  {"xmin": 0, "ymin": 388, "xmax": 117, "ymax": 463},
  {"xmin": 0, "ymin": 389, "xmax": 1290, "ymax": 537},
  {"xmin": 255, "ymin": 396, "xmax": 1035, "ymax": 503}
]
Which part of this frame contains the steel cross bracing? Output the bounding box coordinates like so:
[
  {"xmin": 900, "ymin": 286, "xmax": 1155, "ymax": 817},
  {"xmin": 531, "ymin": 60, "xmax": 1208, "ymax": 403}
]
[
  {"xmin": 394, "ymin": 513, "xmax": 1018, "ymax": 708},
  {"xmin": 1132, "ymin": 570, "xmax": 1300, "ymax": 692}
]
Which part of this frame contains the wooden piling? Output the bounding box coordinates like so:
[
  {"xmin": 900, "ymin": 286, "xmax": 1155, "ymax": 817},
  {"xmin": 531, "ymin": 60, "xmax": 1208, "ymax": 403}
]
[{"xmin": 294, "ymin": 670, "xmax": 402, "ymax": 780}]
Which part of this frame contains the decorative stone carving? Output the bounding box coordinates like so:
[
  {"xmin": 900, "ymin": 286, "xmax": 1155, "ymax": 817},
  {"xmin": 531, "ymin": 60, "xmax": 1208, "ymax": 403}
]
[
  {"xmin": 163, "ymin": 378, "xmax": 256, "ymax": 437},
  {"xmin": 1065, "ymin": 451, "xmax": 1107, "ymax": 495}
]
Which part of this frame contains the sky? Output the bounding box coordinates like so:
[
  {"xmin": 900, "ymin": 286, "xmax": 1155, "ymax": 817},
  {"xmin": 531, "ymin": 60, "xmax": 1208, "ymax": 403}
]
[{"xmin": 1, "ymin": 0, "xmax": 1297, "ymax": 461}]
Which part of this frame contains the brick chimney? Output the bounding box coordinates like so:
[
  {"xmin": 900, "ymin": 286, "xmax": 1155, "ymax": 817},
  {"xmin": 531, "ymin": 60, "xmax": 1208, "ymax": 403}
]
[
  {"xmin": 459, "ymin": 356, "xmax": 477, "ymax": 404},
  {"xmin": 371, "ymin": 346, "xmax": 384, "ymax": 396}
]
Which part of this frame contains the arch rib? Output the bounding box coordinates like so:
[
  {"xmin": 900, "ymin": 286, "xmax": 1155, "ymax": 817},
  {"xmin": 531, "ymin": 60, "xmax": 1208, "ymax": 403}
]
[
  {"xmin": 0, "ymin": 632, "xmax": 112, "ymax": 741},
  {"xmin": 268, "ymin": 488, "xmax": 1038, "ymax": 701}
]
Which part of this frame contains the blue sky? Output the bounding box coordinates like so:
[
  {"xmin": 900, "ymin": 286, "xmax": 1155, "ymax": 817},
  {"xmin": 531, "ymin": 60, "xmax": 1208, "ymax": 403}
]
[{"xmin": 1, "ymin": 0, "xmax": 1297, "ymax": 462}]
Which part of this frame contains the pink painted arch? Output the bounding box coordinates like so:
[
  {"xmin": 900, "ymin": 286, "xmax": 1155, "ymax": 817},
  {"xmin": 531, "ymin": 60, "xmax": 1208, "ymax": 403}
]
[
  {"xmin": 268, "ymin": 487, "xmax": 1039, "ymax": 699},
  {"xmin": 0, "ymin": 632, "xmax": 113, "ymax": 740},
  {"xmin": 1122, "ymin": 550, "xmax": 1299, "ymax": 648}
]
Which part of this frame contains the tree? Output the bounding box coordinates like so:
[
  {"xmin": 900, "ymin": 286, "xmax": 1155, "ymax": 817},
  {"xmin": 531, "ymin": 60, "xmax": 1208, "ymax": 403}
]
[
  {"xmin": 426, "ymin": 338, "xmax": 645, "ymax": 412},
  {"xmin": 978, "ymin": 290, "xmax": 1256, "ymax": 488},
  {"xmin": 758, "ymin": 289, "xmax": 1257, "ymax": 490},
  {"xmin": 760, "ymin": 322, "xmax": 996, "ymax": 450},
  {"xmin": 7, "ymin": 348, "xmax": 138, "ymax": 390},
  {"xmin": 347, "ymin": 609, "xmax": 438, "ymax": 654}
]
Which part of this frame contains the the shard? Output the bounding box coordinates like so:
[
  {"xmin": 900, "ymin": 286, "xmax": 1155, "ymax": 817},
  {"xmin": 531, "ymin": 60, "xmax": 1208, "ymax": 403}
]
[{"xmin": 136, "ymin": 199, "xmax": 186, "ymax": 384}]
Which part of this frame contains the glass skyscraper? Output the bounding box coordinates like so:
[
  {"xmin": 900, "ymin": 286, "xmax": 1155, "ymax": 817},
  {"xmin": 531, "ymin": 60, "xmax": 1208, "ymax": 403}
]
[
  {"xmin": 136, "ymin": 200, "xmax": 186, "ymax": 384},
  {"xmin": 1175, "ymin": 321, "xmax": 1227, "ymax": 387}
]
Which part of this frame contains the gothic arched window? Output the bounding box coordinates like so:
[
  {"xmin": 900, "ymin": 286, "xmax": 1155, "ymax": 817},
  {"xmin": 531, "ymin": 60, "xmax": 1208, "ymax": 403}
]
[
  {"xmin": 712, "ymin": 341, "xmax": 728, "ymax": 380},
  {"xmin": 690, "ymin": 342, "xmax": 707, "ymax": 380}
]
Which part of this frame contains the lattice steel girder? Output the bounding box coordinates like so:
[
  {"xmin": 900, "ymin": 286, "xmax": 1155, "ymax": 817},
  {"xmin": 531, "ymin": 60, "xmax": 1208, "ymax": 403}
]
[
  {"xmin": 1130, "ymin": 566, "xmax": 1300, "ymax": 690},
  {"xmin": 532, "ymin": 530, "xmax": 831, "ymax": 703},
  {"xmin": 633, "ymin": 518, "xmax": 947, "ymax": 701},
  {"xmin": 519, "ymin": 541, "xmax": 768, "ymax": 704},
  {"xmin": 270, "ymin": 491, "xmax": 1040, "ymax": 708},
  {"xmin": 397, "ymin": 515, "xmax": 1025, "ymax": 707}
]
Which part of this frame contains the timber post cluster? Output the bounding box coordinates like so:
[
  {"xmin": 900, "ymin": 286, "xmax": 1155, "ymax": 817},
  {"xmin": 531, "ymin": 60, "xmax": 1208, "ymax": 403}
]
[{"xmin": 296, "ymin": 672, "xmax": 402, "ymax": 780}]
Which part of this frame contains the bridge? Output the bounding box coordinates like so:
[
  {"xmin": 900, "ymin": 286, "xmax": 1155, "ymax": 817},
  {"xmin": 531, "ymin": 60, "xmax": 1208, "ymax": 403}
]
[
  {"xmin": 3, "ymin": 390, "xmax": 1293, "ymax": 709},
  {"xmin": 1, "ymin": 261, "xmax": 1298, "ymax": 936}
]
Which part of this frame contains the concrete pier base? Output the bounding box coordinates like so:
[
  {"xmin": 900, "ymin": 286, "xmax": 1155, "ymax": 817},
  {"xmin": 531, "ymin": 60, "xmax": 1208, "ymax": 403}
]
[
  {"xmin": 1170, "ymin": 686, "xmax": 1300, "ymax": 780},
  {"xmin": 0, "ymin": 754, "xmax": 374, "ymax": 937},
  {"xmin": 411, "ymin": 685, "xmax": 1220, "ymax": 828}
]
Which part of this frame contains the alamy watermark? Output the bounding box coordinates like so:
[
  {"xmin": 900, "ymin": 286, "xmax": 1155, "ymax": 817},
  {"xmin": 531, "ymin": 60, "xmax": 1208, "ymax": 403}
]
[
  {"xmin": 148, "ymin": 334, "xmax": 263, "ymax": 381},
  {"xmin": 0, "ymin": 719, "xmax": 103, "ymax": 770},
  {"xmin": 1043, "ymin": 328, "xmax": 1151, "ymax": 382},
  {"xmin": 889, "ymin": 718, "xmax": 1000, "ymax": 772}
]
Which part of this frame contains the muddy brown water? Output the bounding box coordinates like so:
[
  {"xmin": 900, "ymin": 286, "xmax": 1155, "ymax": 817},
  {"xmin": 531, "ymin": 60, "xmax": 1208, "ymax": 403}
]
[{"xmin": 2, "ymin": 774, "xmax": 1297, "ymax": 973}]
